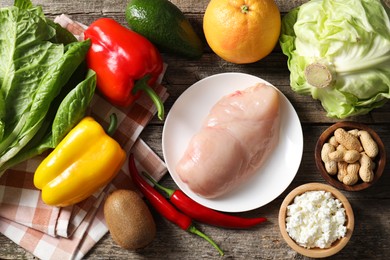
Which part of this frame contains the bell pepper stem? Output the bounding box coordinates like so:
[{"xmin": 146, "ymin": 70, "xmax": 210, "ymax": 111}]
[
  {"xmin": 106, "ymin": 113, "xmax": 118, "ymax": 136},
  {"xmin": 142, "ymin": 171, "xmax": 175, "ymax": 198},
  {"xmin": 132, "ymin": 75, "xmax": 164, "ymax": 120}
]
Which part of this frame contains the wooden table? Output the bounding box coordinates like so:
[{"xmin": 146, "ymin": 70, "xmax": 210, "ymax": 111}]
[{"xmin": 1, "ymin": 0, "xmax": 389, "ymax": 259}]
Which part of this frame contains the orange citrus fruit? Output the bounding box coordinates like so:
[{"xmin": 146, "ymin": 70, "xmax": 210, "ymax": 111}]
[{"xmin": 203, "ymin": 0, "xmax": 281, "ymax": 64}]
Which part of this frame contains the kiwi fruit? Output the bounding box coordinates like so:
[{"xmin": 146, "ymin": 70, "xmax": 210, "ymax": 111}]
[{"xmin": 104, "ymin": 189, "xmax": 156, "ymax": 250}]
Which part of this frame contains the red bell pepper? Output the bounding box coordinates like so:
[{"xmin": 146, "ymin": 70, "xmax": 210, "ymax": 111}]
[{"xmin": 84, "ymin": 18, "xmax": 164, "ymax": 120}]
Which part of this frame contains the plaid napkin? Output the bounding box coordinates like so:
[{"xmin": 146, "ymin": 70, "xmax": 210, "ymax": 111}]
[{"xmin": 0, "ymin": 15, "xmax": 169, "ymax": 260}]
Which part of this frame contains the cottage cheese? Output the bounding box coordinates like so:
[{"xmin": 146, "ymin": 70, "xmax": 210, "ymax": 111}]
[{"xmin": 285, "ymin": 190, "xmax": 347, "ymax": 249}]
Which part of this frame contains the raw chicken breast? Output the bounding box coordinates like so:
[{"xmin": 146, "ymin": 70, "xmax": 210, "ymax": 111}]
[{"xmin": 176, "ymin": 83, "xmax": 281, "ymax": 198}]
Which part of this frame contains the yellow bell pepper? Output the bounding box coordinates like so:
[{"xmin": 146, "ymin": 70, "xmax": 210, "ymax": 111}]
[{"xmin": 34, "ymin": 116, "xmax": 126, "ymax": 207}]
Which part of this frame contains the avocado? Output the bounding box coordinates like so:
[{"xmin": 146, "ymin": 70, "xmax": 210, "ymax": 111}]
[{"xmin": 126, "ymin": 0, "xmax": 203, "ymax": 59}]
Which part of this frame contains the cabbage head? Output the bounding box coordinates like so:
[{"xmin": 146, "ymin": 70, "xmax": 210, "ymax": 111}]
[{"xmin": 280, "ymin": 0, "xmax": 390, "ymax": 118}]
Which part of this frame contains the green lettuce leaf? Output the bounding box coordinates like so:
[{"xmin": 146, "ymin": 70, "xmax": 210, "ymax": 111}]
[
  {"xmin": 0, "ymin": 69, "xmax": 96, "ymax": 172},
  {"xmin": 13, "ymin": 0, "xmax": 33, "ymax": 10},
  {"xmin": 0, "ymin": 1, "xmax": 95, "ymax": 174},
  {"xmin": 0, "ymin": 4, "xmax": 60, "ymax": 155},
  {"xmin": 280, "ymin": 0, "xmax": 390, "ymax": 118}
]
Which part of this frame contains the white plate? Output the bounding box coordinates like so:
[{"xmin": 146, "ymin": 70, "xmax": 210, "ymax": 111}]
[{"xmin": 162, "ymin": 72, "xmax": 303, "ymax": 212}]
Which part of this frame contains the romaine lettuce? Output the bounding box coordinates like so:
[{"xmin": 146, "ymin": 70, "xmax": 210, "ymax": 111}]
[
  {"xmin": 280, "ymin": 0, "xmax": 390, "ymax": 118},
  {"xmin": 0, "ymin": 0, "xmax": 96, "ymax": 174}
]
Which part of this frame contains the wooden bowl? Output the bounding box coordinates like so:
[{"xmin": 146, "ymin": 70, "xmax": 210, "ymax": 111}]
[
  {"xmin": 279, "ymin": 183, "xmax": 354, "ymax": 258},
  {"xmin": 315, "ymin": 121, "xmax": 386, "ymax": 191}
]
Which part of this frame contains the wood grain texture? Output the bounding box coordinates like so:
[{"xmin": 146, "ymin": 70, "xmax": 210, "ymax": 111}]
[{"xmin": 1, "ymin": 0, "xmax": 390, "ymax": 259}]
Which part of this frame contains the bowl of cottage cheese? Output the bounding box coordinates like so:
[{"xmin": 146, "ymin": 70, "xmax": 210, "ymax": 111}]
[{"xmin": 278, "ymin": 183, "xmax": 354, "ymax": 258}]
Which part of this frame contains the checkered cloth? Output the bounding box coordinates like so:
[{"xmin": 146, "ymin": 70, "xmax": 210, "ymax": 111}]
[{"xmin": 0, "ymin": 15, "xmax": 168, "ymax": 260}]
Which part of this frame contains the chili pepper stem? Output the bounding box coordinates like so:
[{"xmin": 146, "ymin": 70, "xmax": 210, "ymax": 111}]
[
  {"xmin": 142, "ymin": 171, "xmax": 174, "ymax": 197},
  {"xmin": 188, "ymin": 225, "xmax": 224, "ymax": 256},
  {"xmin": 132, "ymin": 75, "xmax": 164, "ymax": 120}
]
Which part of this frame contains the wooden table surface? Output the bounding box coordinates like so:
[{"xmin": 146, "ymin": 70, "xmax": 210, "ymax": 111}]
[{"xmin": 1, "ymin": 0, "xmax": 389, "ymax": 259}]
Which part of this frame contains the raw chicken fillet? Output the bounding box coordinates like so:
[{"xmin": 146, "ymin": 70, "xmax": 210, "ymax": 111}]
[{"xmin": 176, "ymin": 83, "xmax": 281, "ymax": 198}]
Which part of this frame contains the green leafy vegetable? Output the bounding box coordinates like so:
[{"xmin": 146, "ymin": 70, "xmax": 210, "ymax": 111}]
[
  {"xmin": 0, "ymin": 0, "xmax": 96, "ymax": 174},
  {"xmin": 14, "ymin": 0, "xmax": 33, "ymax": 9},
  {"xmin": 280, "ymin": 0, "xmax": 390, "ymax": 118},
  {"xmin": 52, "ymin": 69, "xmax": 96, "ymax": 145},
  {"xmin": 1, "ymin": 69, "xmax": 96, "ymax": 171}
]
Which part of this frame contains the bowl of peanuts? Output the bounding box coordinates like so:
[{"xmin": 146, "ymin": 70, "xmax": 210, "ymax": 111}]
[{"xmin": 315, "ymin": 121, "xmax": 386, "ymax": 191}]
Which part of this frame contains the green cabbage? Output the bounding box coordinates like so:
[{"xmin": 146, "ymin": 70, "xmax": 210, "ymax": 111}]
[{"xmin": 280, "ymin": 0, "xmax": 390, "ymax": 118}]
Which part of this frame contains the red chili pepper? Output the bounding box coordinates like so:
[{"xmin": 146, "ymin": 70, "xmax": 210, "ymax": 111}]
[
  {"xmin": 142, "ymin": 171, "xmax": 267, "ymax": 229},
  {"xmin": 128, "ymin": 154, "xmax": 224, "ymax": 256},
  {"xmin": 84, "ymin": 18, "xmax": 164, "ymax": 120}
]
